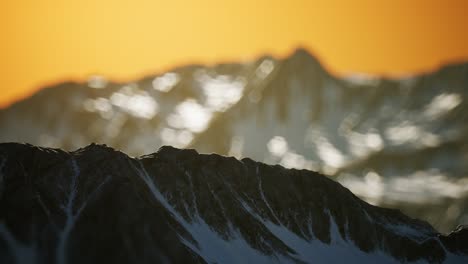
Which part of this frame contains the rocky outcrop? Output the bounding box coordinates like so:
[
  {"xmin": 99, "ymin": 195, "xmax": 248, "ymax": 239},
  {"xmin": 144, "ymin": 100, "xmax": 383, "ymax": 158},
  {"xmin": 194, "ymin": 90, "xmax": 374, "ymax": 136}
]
[{"xmin": 0, "ymin": 143, "xmax": 466, "ymax": 263}]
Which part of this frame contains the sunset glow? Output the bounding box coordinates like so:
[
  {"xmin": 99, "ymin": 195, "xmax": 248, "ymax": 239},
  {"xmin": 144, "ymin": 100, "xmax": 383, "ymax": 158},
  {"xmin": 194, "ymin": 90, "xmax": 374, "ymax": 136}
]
[{"xmin": 1, "ymin": 0, "xmax": 468, "ymax": 108}]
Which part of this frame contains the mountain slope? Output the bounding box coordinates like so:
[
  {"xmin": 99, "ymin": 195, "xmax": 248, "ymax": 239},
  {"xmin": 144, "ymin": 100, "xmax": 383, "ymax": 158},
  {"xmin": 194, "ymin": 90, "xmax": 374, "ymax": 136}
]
[
  {"xmin": 0, "ymin": 49, "xmax": 467, "ymax": 232},
  {"xmin": 0, "ymin": 143, "xmax": 467, "ymax": 263}
]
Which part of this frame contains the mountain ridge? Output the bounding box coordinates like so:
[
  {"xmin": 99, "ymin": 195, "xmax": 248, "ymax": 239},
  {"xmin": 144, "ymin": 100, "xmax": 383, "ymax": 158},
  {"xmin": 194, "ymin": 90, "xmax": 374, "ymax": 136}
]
[
  {"xmin": 0, "ymin": 143, "xmax": 467, "ymax": 263},
  {"xmin": 1, "ymin": 49, "xmax": 468, "ymax": 234}
]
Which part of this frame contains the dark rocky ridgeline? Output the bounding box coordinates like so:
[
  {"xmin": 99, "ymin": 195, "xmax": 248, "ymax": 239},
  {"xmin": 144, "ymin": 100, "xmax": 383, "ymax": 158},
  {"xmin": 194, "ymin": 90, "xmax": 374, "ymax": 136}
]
[{"xmin": 0, "ymin": 143, "xmax": 466, "ymax": 264}]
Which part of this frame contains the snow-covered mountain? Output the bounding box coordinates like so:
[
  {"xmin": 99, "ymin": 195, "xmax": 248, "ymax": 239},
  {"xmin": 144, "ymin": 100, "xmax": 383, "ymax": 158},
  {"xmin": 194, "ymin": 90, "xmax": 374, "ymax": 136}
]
[
  {"xmin": 0, "ymin": 49, "xmax": 467, "ymax": 233},
  {"xmin": 0, "ymin": 143, "xmax": 466, "ymax": 263}
]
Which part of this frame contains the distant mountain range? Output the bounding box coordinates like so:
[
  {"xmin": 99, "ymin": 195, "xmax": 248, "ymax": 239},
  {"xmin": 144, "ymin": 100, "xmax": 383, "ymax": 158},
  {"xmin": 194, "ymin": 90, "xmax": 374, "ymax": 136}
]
[
  {"xmin": 1, "ymin": 49, "xmax": 467, "ymax": 233},
  {"xmin": 0, "ymin": 143, "xmax": 466, "ymax": 263}
]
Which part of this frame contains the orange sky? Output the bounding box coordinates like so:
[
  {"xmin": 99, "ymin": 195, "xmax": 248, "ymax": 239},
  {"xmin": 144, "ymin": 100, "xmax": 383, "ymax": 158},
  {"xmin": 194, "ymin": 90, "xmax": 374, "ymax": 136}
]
[{"xmin": 1, "ymin": 0, "xmax": 468, "ymax": 108}]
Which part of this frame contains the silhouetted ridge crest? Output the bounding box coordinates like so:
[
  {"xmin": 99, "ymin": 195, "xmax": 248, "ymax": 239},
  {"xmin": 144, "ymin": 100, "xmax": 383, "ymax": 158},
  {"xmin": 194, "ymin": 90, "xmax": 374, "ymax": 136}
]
[{"xmin": 0, "ymin": 143, "xmax": 466, "ymax": 263}]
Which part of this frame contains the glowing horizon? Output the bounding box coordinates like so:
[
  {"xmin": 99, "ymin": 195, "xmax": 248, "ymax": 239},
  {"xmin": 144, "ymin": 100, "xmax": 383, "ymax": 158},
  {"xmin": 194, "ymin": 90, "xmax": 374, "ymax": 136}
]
[{"xmin": 2, "ymin": 0, "xmax": 468, "ymax": 108}]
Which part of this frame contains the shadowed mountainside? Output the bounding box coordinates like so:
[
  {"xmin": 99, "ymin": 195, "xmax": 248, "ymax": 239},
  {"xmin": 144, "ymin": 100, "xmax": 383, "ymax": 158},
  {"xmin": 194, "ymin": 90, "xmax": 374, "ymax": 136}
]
[{"xmin": 0, "ymin": 143, "xmax": 467, "ymax": 263}]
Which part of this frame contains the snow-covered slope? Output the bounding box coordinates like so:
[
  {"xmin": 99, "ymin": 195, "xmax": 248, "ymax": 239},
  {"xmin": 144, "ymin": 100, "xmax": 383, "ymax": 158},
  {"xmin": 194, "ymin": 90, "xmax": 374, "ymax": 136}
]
[
  {"xmin": 1, "ymin": 49, "xmax": 467, "ymax": 232},
  {"xmin": 0, "ymin": 143, "xmax": 466, "ymax": 263}
]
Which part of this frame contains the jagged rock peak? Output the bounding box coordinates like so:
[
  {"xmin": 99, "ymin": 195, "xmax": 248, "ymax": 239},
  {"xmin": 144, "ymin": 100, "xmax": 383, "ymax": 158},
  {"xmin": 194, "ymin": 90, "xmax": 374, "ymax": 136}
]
[{"xmin": 0, "ymin": 143, "xmax": 467, "ymax": 263}]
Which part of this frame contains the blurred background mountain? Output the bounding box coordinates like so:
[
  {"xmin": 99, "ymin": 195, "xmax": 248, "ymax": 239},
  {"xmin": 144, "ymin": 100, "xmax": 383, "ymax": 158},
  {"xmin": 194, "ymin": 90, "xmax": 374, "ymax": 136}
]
[{"xmin": 1, "ymin": 49, "xmax": 467, "ymax": 233}]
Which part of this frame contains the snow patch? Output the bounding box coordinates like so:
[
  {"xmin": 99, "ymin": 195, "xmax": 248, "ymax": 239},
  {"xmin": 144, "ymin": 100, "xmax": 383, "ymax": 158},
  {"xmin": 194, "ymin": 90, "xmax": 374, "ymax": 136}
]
[{"xmin": 130, "ymin": 160, "xmax": 289, "ymax": 263}]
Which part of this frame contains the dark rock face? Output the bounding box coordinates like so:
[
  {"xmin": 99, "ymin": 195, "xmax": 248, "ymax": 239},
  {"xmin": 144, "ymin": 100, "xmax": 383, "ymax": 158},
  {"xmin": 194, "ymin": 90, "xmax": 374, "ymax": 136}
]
[{"xmin": 0, "ymin": 143, "xmax": 466, "ymax": 263}]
